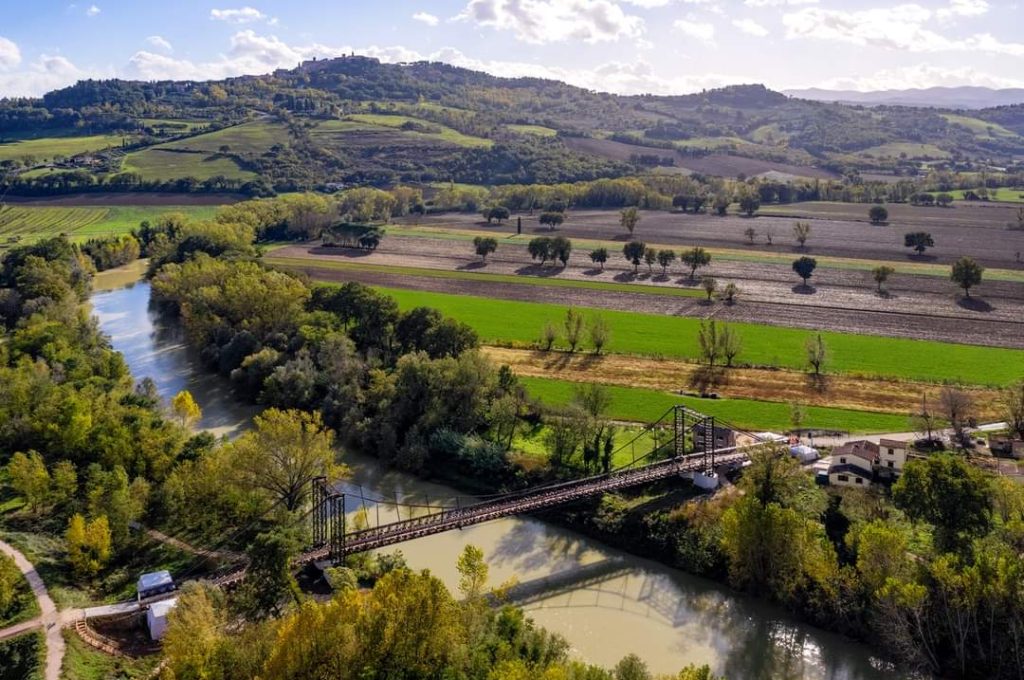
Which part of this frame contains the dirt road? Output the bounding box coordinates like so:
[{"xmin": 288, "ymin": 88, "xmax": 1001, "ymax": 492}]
[{"xmin": 0, "ymin": 540, "xmax": 64, "ymax": 680}]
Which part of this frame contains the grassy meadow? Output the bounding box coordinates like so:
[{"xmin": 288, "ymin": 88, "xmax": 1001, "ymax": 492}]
[
  {"xmin": 345, "ymin": 114, "xmax": 493, "ymax": 148},
  {"xmin": 121, "ymin": 120, "xmax": 286, "ymax": 181},
  {"xmin": 0, "ymin": 134, "xmax": 129, "ymax": 162},
  {"xmin": 373, "ymin": 286, "xmax": 1024, "ymax": 386},
  {"xmin": 521, "ymin": 376, "xmax": 913, "ymax": 434}
]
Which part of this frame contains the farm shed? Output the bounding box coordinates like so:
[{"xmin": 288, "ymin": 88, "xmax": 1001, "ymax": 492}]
[{"xmin": 146, "ymin": 597, "xmax": 178, "ymax": 641}]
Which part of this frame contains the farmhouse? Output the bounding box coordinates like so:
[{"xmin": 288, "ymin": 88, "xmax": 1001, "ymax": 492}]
[
  {"xmin": 827, "ymin": 440, "xmax": 879, "ymax": 488},
  {"xmin": 877, "ymin": 438, "xmax": 910, "ymax": 477}
]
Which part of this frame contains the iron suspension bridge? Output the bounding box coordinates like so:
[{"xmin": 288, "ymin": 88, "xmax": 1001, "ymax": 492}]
[
  {"xmin": 206, "ymin": 405, "xmax": 770, "ymax": 589},
  {"xmin": 124, "ymin": 405, "xmax": 773, "ymax": 598}
]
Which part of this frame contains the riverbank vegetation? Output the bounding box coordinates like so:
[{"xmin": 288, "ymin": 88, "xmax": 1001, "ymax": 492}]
[{"xmin": 0, "ymin": 232, "xmax": 688, "ymax": 677}]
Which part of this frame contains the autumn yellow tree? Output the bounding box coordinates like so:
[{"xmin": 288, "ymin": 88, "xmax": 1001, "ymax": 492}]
[
  {"xmin": 65, "ymin": 514, "xmax": 111, "ymax": 578},
  {"xmin": 171, "ymin": 389, "xmax": 202, "ymax": 428},
  {"xmin": 227, "ymin": 408, "xmax": 346, "ymax": 512},
  {"xmin": 5, "ymin": 451, "xmax": 50, "ymax": 511}
]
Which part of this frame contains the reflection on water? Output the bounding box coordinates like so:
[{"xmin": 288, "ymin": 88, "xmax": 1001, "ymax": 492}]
[
  {"xmin": 91, "ymin": 281, "xmax": 257, "ymax": 438},
  {"xmin": 90, "ymin": 277, "xmax": 910, "ymax": 679}
]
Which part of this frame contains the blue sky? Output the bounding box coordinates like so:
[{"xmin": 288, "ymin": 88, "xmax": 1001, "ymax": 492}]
[{"xmin": 0, "ymin": 0, "xmax": 1022, "ymax": 97}]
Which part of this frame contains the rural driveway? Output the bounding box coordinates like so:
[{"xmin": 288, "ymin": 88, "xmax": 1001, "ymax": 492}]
[{"xmin": 0, "ymin": 539, "xmax": 65, "ymax": 680}]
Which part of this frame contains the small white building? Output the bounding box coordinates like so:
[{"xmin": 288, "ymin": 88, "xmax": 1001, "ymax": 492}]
[
  {"xmin": 827, "ymin": 440, "xmax": 878, "ymax": 488},
  {"xmin": 878, "ymin": 439, "xmax": 910, "ymax": 476},
  {"xmin": 146, "ymin": 597, "xmax": 178, "ymax": 641}
]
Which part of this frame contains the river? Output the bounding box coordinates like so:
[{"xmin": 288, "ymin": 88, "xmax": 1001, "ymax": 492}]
[{"xmin": 90, "ymin": 271, "xmax": 908, "ymax": 679}]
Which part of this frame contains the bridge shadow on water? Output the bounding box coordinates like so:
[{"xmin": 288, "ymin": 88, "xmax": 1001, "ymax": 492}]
[{"xmin": 496, "ymin": 548, "xmax": 906, "ymax": 680}]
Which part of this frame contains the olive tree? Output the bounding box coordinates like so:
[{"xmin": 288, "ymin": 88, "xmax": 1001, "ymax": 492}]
[
  {"xmin": 951, "ymin": 256, "xmax": 983, "ymax": 297},
  {"xmin": 792, "ymin": 256, "xmax": 817, "ymax": 287},
  {"xmin": 622, "ymin": 240, "xmax": 646, "ymax": 273},
  {"xmin": 681, "ymin": 247, "xmax": 711, "ymax": 280},
  {"xmin": 472, "ymin": 236, "xmax": 498, "ymax": 261}
]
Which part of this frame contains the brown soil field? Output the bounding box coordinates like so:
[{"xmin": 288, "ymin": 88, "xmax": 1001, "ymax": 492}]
[
  {"xmin": 407, "ymin": 204, "xmax": 1024, "ymax": 268},
  {"xmin": 5, "ymin": 192, "xmax": 244, "ymax": 206},
  {"xmin": 481, "ymin": 346, "xmax": 1002, "ymax": 420},
  {"xmin": 564, "ymin": 136, "xmax": 838, "ymax": 180},
  {"xmin": 272, "ymin": 235, "xmax": 1024, "ymax": 348}
]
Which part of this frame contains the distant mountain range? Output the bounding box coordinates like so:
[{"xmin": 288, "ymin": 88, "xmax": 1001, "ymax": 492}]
[{"xmin": 784, "ymin": 86, "xmax": 1024, "ymax": 110}]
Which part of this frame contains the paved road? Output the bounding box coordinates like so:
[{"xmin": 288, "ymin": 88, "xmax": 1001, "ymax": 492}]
[{"xmin": 0, "ymin": 539, "xmax": 65, "ymax": 680}]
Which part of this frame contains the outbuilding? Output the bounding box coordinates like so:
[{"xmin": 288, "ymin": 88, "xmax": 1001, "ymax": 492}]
[
  {"xmin": 137, "ymin": 570, "xmax": 176, "ymax": 601},
  {"xmin": 146, "ymin": 597, "xmax": 178, "ymax": 641}
]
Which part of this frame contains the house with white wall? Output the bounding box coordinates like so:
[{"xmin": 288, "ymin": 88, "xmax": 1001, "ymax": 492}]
[{"xmin": 827, "ymin": 440, "xmax": 878, "ymax": 488}]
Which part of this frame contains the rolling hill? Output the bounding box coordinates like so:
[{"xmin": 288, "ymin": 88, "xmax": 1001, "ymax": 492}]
[{"xmin": 0, "ymin": 57, "xmax": 1022, "ymax": 193}]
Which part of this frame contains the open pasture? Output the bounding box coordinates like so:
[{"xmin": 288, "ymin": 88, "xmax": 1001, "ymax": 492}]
[
  {"xmin": 505, "ymin": 124, "xmax": 558, "ymax": 137},
  {"xmin": 121, "ymin": 120, "xmax": 287, "ymax": 181},
  {"xmin": 521, "ymin": 376, "xmax": 913, "ymax": 434},
  {"xmin": 344, "ymin": 114, "xmax": 493, "ymax": 148},
  {"xmin": 121, "ymin": 150, "xmax": 254, "ymax": 182},
  {"xmin": 0, "ymin": 134, "xmax": 128, "ymax": 162},
  {"xmin": 367, "ymin": 286, "xmax": 1024, "ymax": 386}
]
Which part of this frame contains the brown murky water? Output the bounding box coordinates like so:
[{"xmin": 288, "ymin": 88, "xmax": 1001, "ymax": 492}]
[{"xmin": 90, "ymin": 271, "xmax": 911, "ymax": 678}]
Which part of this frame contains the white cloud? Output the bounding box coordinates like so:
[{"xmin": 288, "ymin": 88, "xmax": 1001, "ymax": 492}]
[
  {"xmin": 937, "ymin": 0, "xmax": 989, "ymax": 19},
  {"xmin": 673, "ymin": 18, "xmax": 716, "ymax": 44},
  {"xmin": 809, "ymin": 63, "xmax": 1024, "ymax": 90},
  {"xmin": 0, "ymin": 37, "xmax": 21, "ymax": 70},
  {"xmin": 86, "ymin": 4, "xmax": 100, "ymax": 17},
  {"xmin": 745, "ymin": 0, "xmax": 816, "ymax": 6},
  {"xmin": 621, "ymin": 0, "xmax": 673, "ymax": 6},
  {"xmin": 210, "ymin": 7, "xmax": 271, "ymax": 24},
  {"xmin": 145, "ymin": 35, "xmax": 173, "ymax": 52},
  {"xmin": 412, "ymin": 11, "xmax": 440, "ymax": 26},
  {"xmin": 0, "ymin": 54, "xmax": 104, "ymax": 97},
  {"xmin": 783, "ymin": 4, "xmax": 1024, "ymax": 56},
  {"xmin": 457, "ymin": 0, "xmax": 645, "ymax": 44},
  {"xmin": 732, "ymin": 18, "xmax": 768, "ymax": 36}
]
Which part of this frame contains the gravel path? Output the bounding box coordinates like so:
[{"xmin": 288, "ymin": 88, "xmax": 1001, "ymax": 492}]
[{"xmin": 0, "ymin": 540, "xmax": 64, "ymax": 680}]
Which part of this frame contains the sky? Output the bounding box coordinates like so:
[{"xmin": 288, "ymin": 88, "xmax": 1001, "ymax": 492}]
[{"xmin": 1, "ymin": 0, "xmax": 1023, "ymax": 98}]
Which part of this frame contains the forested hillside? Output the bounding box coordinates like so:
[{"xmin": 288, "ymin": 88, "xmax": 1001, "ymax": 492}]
[{"xmin": 1, "ymin": 56, "xmax": 1023, "ymax": 195}]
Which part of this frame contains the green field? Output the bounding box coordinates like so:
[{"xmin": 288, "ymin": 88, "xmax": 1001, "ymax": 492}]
[
  {"xmin": 957, "ymin": 187, "xmax": 1024, "ymax": 203},
  {"xmin": 521, "ymin": 377, "xmax": 911, "ymax": 433},
  {"xmin": 156, "ymin": 120, "xmax": 290, "ymax": 154},
  {"xmin": 0, "ymin": 204, "xmax": 219, "ymax": 248},
  {"xmin": 139, "ymin": 118, "xmax": 211, "ymax": 133},
  {"xmin": 0, "ymin": 134, "xmax": 129, "ymax": 162},
  {"xmin": 858, "ymin": 142, "xmax": 950, "ymax": 160},
  {"xmin": 121, "ymin": 150, "xmax": 254, "ymax": 181},
  {"xmin": 121, "ymin": 120, "xmax": 287, "ymax": 181},
  {"xmin": 506, "ymin": 124, "xmax": 558, "ymax": 137},
  {"xmin": 268, "ymin": 256, "xmax": 705, "ymax": 300},
  {"xmin": 345, "ymin": 114, "xmax": 493, "ymax": 148},
  {"xmin": 371, "ymin": 286, "xmax": 1024, "ymax": 386},
  {"xmin": 942, "ymin": 114, "xmax": 1021, "ymax": 140}
]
